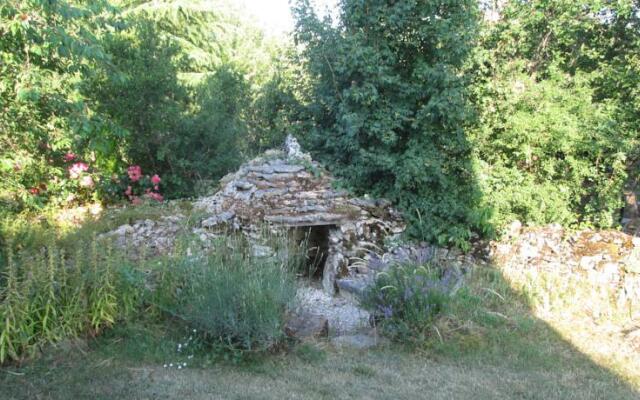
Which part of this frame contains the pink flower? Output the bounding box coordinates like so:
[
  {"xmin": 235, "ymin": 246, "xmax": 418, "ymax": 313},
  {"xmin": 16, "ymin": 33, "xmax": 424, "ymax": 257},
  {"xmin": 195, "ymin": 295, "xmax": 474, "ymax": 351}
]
[
  {"xmin": 124, "ymin": 186, "xmax": 132, "ymax": 197},
  {"xmin": 146, "ymin": 192, "xmax": 164, "ymax": 202},
  {"xmin": 69, "ymin": 162, "xmax": 89, "ymax": 179},
  {"xmin": 29, "ymin": 187, "xmax": 39, "ymax": 195},
  {"xmin": 154, "ymin": 185, "xmax": 159, "ymax": 191},
  {"xmin": 151, "ymin": 174, "xmax": 161, "ymax": 185},
  {"xmin": 63, "ymin": 152, "xmax": 76, "ymax": 162},
  {"xmin": 127, "ymin": 165, "xmax": 142, "ymax": 182},
  {"xmin": 79, "ymin": 175, "xmax": 94, "ymax": 188},
  {"xmin": 131, "ymin": 196, "xmax": 142, "ymax": 205}
]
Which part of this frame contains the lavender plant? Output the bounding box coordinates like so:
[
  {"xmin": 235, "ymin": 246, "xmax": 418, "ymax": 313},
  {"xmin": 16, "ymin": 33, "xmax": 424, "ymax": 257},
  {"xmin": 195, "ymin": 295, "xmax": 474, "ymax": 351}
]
[
  {"xmin": 149, "ymin": 232, "xmax": 301, "ymax": 355},
  {"xmin": 362, "ymin": 263, "xmax": 458, "ymax": 343}
]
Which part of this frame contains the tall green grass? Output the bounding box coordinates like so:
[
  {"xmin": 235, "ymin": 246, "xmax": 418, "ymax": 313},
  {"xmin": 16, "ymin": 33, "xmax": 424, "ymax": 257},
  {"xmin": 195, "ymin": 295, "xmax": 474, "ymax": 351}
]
[{"xmin": 0, "ymin": 239, "xmax": 140, "ymax": 364}]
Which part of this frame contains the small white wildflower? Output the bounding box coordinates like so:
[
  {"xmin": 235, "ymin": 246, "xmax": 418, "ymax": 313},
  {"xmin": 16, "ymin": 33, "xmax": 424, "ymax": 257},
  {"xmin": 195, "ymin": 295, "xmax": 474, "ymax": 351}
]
[
  {"xmin": 183, "ymin": 362, "xmax": 187, "ymax": 367},
  {"xmin": 193, "ymin": 329, "xmax": 197, "ymax": 333},
  {"xmin": 169, "ymin": 363, "xmax": 173, "ymax": 367},
  {"xmin": 163, "ymin": 364, "xmax": 168, "ymax": 368},
  {"xmin": 188, "ymin": 355, "xmax": 193, "ymax": 359},
  {"xmin": 178, "ymin": 366, "xmax": 182, "ymax": 370}
]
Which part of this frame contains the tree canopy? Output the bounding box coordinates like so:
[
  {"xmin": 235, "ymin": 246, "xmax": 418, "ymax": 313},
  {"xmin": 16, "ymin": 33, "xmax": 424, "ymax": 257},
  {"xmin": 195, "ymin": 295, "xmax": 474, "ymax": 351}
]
[{"xmin": 1, "ymin": 0, "xmax": 639, "ymax": 247}]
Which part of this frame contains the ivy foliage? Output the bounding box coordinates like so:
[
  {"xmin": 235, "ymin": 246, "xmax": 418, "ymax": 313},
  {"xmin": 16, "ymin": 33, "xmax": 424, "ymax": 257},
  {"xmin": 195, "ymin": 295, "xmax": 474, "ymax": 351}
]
[{"xmin": 293, "ymin": 0, "xmax": 487, "ymax": 247}]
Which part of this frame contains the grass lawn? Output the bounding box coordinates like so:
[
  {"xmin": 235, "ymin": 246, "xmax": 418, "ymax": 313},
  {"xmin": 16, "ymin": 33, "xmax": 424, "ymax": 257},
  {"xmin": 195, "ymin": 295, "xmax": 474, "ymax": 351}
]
[{"xmin": 0, "ymin": 338, "xmax": 636, "ymax": 400}]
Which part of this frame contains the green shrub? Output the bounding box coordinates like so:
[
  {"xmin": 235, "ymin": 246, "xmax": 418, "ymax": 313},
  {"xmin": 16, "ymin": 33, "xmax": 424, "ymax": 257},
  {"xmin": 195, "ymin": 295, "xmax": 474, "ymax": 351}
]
[
  {"xmin": 472, "ymin": 69, "xmax": 631, "ymax": 230},
  {"xmin": 0, "ymin": 1, "xmax": 122, "ymax": 213},
  {"xmin": 150, "ymin": 234, "xmax": 299, "ymax": 354},
  {"xmin": 470, "ymin": 0, "xmax": 639, "ymax": 232},
  {"xmin": 362, "ymin": 264, "xmax": 454, "ymax": 343},
  {"xmin": 89, "ymin": 18, "xmax": 252, "ymax": 198}
]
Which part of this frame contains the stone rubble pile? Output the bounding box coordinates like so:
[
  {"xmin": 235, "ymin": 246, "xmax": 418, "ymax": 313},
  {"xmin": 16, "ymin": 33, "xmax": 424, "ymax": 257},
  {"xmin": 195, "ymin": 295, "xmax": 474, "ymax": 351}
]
[
  {"xmin": 101, "ymin": 215, "xmax": 187, "ymax": 255},
  {"xmin": 491, "ymin": 222, "xmax": 640, "ymax": 306}
]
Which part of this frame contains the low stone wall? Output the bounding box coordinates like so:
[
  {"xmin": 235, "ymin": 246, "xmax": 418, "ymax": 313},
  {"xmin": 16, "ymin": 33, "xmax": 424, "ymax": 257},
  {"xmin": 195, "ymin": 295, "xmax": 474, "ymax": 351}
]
[{"xmin": 491, "ymin": 222, "xmax": 640, "ymax": 307}]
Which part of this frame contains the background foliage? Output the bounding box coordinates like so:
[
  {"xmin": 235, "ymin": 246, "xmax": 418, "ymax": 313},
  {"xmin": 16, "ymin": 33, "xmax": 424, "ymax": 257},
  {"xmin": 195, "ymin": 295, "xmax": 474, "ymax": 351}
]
[
  {"xmin": 0, "ymin": 0, "xmax": 287, "ymax": 211},
  {"xmin": 0, "ymin": 0, "xmax": 120, "ymax": 212},
  {"xmin": 1, "ymin": 0, "xmax": 639, "ymax": 246},
  {"xmin": 471, "ymin": 0, "xmax": 639, "ymax": 231}
]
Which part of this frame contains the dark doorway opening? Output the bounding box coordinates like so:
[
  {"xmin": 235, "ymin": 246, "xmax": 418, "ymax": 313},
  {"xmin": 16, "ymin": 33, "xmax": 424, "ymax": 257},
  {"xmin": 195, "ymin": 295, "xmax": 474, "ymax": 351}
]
[{"xmin": 293, "ymin": 225, "xmax": 332, "ymax": 280}]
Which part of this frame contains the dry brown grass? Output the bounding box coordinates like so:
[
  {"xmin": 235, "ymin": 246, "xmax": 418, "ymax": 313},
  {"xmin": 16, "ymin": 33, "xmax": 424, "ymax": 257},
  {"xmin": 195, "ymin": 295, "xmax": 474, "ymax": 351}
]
[{"xmin": 501, "ymin": 262, "xmax": 640, "ymax": 390}]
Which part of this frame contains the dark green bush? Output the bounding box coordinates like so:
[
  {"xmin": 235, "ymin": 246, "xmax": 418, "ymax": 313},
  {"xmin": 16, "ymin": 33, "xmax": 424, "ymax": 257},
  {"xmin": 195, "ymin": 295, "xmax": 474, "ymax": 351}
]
[
  {"xmin": 293, "ymin": 0, "xmax": 487, "ymax": 248},
  {"xmin": 89, "ymin": 18, "xmax": 257, "ymax": 198}
]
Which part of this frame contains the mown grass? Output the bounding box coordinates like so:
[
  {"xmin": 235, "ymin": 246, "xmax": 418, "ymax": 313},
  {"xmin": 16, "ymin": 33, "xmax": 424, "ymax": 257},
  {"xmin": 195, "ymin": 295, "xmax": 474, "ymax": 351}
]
[{"xmin": 0, "ymin": 324, "xmax": 636, "ymax": 399}]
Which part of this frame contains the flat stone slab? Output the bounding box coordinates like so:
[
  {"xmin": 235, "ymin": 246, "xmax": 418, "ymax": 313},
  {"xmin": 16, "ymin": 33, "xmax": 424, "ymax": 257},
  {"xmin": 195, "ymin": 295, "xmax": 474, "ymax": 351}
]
[
  {"xmin": 331, "ymin": 333, "xmax": 388, "ymax": 350},
  {"xmin": 264, "ymin": 213, "xmax": 347, "ymax": 226},
  {"xmin": 294, "ymin": 287, "xmax": 370, "ymax": 335},
  {"xmin": 285, "ymin": 312, "xmax": 329, "ymax": 340}
]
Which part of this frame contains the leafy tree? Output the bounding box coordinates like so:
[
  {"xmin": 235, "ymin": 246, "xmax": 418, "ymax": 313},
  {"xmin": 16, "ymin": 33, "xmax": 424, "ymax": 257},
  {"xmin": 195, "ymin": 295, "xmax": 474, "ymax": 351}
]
[
  {"xmin": 88, "ymin": 17, "xmax": 249, "ymax": 196},
  {"xmin": 117, "ymin": 0, "xmax": 280, "ymax": 86},
  {"xmin": 293, "ymin": 0, "xmax": 486, "ymax": 247},
  {"xmin": 472, "ymin": 68, "xmax": 628, "ymax": 228},
  {"xmin": 471, "ymin": 0, "xmax": 639, "ymax": 230},
  {"xmin": 246, "ymin": 51, "xmax": 308, "ymax": 153},
  {"xmin": 87, "ymin": 18, "xmax": 189, "ymax": 192},
  {"xmin": 178, "ymin": 66, "xmax": 249, "ymax": 186},
  {"xmin": 0, "ymin": 0, "xmax": 120, "ymax": 211}
]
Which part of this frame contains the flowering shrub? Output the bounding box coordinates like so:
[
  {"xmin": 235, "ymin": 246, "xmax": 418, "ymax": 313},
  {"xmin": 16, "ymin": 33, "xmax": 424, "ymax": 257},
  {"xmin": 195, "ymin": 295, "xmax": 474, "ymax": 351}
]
[
  {"xmin": 127, "ymin": 165, "xmax": 142, "ymax": 182},
  {"xmin": 362, "ymin": 264, "xmax": 457, "ymax": 343},
  {"xmin": 97, "ymin": 165, "xmax": 163, "ymax": 205},
  {"xmin": 59, "ymin": 155, "xmax": 100, "ymax": 204}
]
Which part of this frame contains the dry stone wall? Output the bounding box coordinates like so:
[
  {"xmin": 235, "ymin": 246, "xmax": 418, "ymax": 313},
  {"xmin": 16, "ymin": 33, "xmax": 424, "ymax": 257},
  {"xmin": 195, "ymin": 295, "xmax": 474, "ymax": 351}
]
[
  {"xmin": 193, "ymin": 136, "xmax": 405, "ymax": 294},
  {"xmin": 491, "ymin": 222, "xmax": 640, "ymax": 308}
]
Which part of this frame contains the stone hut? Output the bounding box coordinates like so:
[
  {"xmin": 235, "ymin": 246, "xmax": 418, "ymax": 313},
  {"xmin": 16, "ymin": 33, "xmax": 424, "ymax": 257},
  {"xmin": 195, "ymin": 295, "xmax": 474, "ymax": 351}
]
[{"xmin": 195, "ymin": 136, "xmax": 405, "ymax": 295}]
